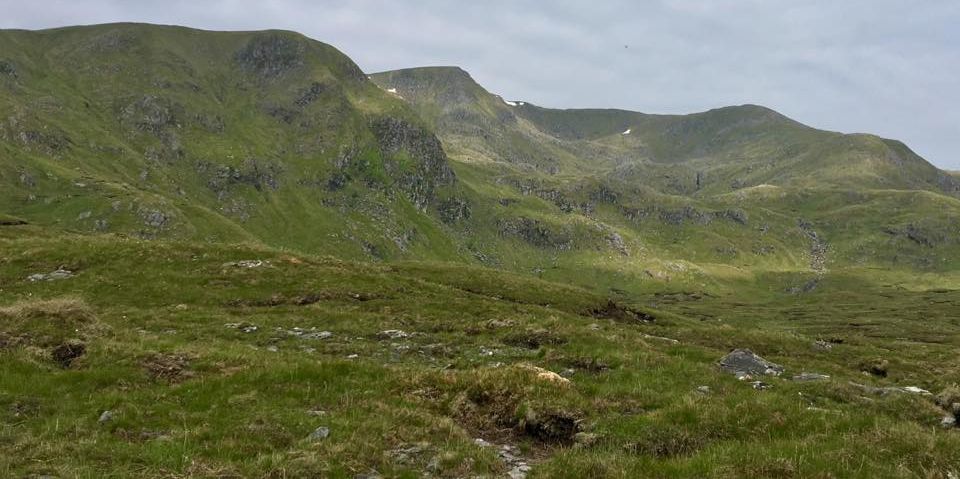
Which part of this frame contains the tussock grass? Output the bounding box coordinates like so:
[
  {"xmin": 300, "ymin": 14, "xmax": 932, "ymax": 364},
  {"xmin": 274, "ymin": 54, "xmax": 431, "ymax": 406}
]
[
  {"xmin": 0, "ymin": 296, "xmax": 93, "ymax": 322},
  {"xmin": 1, "ymin": 237, "xmax": 960, "ymax": 477},
  {"xmin": 0, "ymin": 297, "xmax": 95, "ymax": 347}
]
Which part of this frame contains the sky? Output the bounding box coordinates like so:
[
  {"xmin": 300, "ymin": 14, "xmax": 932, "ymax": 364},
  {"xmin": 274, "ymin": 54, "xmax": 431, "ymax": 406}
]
[{"xmin": 2, "ymin": 0, "xmax": 958, "ymax": 169}]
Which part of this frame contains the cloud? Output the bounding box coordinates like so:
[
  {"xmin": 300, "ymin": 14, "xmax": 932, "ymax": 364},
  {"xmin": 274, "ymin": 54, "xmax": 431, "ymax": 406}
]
[{"xmin": 1, "ymin": 0, "xmax": 957, "ymax": 168}]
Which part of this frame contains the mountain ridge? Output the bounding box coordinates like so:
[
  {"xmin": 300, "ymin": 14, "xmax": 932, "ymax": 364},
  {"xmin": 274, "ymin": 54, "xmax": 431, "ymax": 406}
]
[
  {"xmin": 4, "ymin": 22, "xmax": 960, "ymax": 477},
  {"xmin": 1, "ymin": 23, "xmax": 958, "ymax": 289},
  {"xmin": 371, "ymin": 66, "xmax": 958, "ymax": 196}
]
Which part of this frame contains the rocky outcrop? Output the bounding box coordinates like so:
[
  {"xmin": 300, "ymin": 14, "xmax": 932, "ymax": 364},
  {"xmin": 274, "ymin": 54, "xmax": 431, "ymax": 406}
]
[
  {"xmin": 798, "ymin": 219, "xmax": 828, "ymax": 271},
  {"xmin": 499, "ymin": 178, "xmax": 579, "ymax": 213},
  {"xmin": 882, "ymin": 223, "xmax": 946, "ymax": 248},
  {"xmin": 294, "ymin": 82, "xmax": 327, "ymax": 107},
  {"xmin": 370, "ymin": 117, "xmax": 456, "ymax": 210},
  {"xmin": 497, "ymin": 217, "xmax": 572, "ymax": 250},
  {"xmin": 719, "ymin": 349, "xmax": 784, "ymax": 377},
  {"xmin": 0, "ymin": 59, "xmax": 17, "ymax": 79},
  {"xmin": 119, "ymin": 95, "xmax": 182, "ymax": 137},
  {"xmin": 438, "ymin": 197, "xmax": 471, "ymax": 224},
  {"xmin": 621, "ymin": 205, "xmax": 748, "ymax": 226},
  {"xmin": 234, "ymin": 34, "xmax": 305, "ymax": 80},
  {"xmin": 197, "ymin": 158, "xmax": 283, "ymax": 194}
]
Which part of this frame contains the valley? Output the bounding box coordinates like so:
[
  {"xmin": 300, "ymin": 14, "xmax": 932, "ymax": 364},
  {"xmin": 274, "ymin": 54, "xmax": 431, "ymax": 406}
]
[{"xmin": 1, "ymin": 23, "xmax": 959, "ymax": 478}]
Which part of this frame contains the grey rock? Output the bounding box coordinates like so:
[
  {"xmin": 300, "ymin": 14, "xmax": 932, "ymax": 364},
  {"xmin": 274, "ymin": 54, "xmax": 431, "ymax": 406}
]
[
  {"xmin": 642, "ymin": 333, "xmax": 680, "ymax": 344},
  {"xmin": 751, "ymin": 381, "xmax": 772, "ymax": 390},
  {"xmin": 98, "ymin": 410, "xmax": 114, "ymax": 423},
  {"xmin": 235, "ymin": 33, "xmax": 307, "ymax": 80},
  {"xmin": 137, "ymin": 207, "xmax": 172, "ymax": 230},
  {"xmin": 27, "ymin": 268, "xmax": 73, "ymax": 282},
  {"xmin": 793, "ymin": 373, "xmax": 831, "ymax": 381},
  {"xmin": 719, "ymin": 349, "xmax": 784, "ymax": 377},
  {"xmin": 849, "ymin": 382, "xmax": 932, "ymax": 396},
  {"xmin": 695, "ymin": 385, "xmax": 712, "ymax": 394},
  {"xmin": 942, "ymin": 415, "xmax": 957, "ymax": 428},
  {"xmin": 222, "ymin": 259, "xmax": 265, "ymax": 268},
  {"xmin": 370, "ymin": 117, "xmax": 456, "ymax": 210},
  {"xmin": 812, "ymin": 339, "xmax": 834, "ymax": 351},
  {"xmin": 388, "ymin": 443, "xmax": 431, "ymax": 465},
  {"xmin": 377, "ymin": 329, "xmax": 409, "ymax": 340},
  {"xmin": 308, "ymin": 426, "xmax": 330, "ymax": 441},
  {"xmin": 305, "ymin": 330, "xmax": 333, "ymax": 340},
  {"xmin": 0, "ymin": 59, "xmax": 17, "ymax": 78}
]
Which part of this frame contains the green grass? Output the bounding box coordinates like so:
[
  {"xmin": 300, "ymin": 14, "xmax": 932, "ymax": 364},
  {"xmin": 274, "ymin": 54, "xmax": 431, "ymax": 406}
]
[
  {"xmin": 3, "ymin": 22, "xmax": 960, "ymax": 478},
  {"xmin": 2, "ymin": 233, "xmax": 960, "ymax": 477}
]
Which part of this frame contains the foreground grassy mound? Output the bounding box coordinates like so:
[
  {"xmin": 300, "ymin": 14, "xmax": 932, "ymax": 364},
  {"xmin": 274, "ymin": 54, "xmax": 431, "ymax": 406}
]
[{"xmin": 2, "ymin": 233, "xmax": 959, "ymax": 477}]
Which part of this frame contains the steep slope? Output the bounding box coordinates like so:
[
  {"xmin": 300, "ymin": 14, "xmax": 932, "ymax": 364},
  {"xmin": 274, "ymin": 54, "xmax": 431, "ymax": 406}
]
[
  {"xmin": 0, "ymin": 24, "xmax": 957, "ymax": 294},
  {"xmin": 0, "ymin": 23, "xmax": 469, "ymax": 260},
  {"xmin": 370, "ymin": 67, "xmax": 960, "ymax": 283},
  {"xmin": 372, "ymin": 68, "xmax": 959, "ymax": 196}
]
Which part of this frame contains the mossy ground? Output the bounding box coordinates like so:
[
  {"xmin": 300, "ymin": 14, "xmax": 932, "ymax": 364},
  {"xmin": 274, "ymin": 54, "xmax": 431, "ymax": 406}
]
[{"xmin": 2, "ymin": 229, "xmax": 959, "ymax": 478}]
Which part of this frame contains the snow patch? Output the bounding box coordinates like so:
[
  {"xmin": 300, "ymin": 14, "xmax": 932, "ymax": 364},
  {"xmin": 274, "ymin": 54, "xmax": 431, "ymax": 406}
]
[
  {"xmin": 622, "ymin": 128, "xmax": 631, "ymax": 135},
  {"xmin": 503, "ymin": 99, "xmax": 518, "ymax": 106}
]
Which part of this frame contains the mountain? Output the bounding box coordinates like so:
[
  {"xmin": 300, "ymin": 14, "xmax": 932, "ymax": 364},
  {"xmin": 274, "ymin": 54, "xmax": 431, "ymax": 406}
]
[
  {"xmin": 4, "ymin": 23, "xmax": 960, "ymax": 478},
  {"xmin": 370, "ymin": 66, "xmax": 960, "ymax": 284},
  {"xmin": 371, "ymin": 67, "xmax": 959, "ymax": 195},
  {"xmin": 0, "ymin": 23, "xmax": 469, "ymax": 260},
  {"xmin": 0, "ymin": 24, "xmax": 957, "ymax": 298}
]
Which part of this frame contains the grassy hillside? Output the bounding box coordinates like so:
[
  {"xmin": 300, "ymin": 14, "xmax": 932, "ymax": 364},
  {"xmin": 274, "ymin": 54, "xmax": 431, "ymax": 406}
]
[
  {"xmin": 3, "ymin": 229, "xmax": 960, "ymax": 477},
  {"xmin": 1, "ymin": 24, "xmax": 956, "ymax": 286},
  {"xmin": 370, "ymin": 67, "xmax": 960, "ymax": 286},
  {"xmin": 3, "ymin": 24, "xmax": 960, "ymax": 476},
  {"xmin": 0, "ymin": 23, "xmax": 469, "ymax": 261},
  {"xmin": 373, "ymin": 68, "xmax": 959, "ymax": 196}
]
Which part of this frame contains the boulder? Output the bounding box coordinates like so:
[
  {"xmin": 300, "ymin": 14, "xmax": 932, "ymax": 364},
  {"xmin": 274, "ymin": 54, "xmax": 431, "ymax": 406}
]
[
  {"xmin": 377, "ymin": 329, "xmax": 409, "ymax": 340},
  {"xmin": 307, "ymin": 426, "xmax": 330, "ymax": 441},
  {"xmin": 27, "ymin": 268, "xmax": 73, "ymax": 282},
  {"xmin": 719, "ymin": 349, "xmax": 784, "ymax": 377},
  {"xmin": 98, "ymin": 410, "xmax": 114, "ymax": 423}
]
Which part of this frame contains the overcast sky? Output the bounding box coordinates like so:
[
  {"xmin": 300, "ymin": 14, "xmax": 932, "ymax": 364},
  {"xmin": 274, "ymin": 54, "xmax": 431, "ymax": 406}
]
[{"xmin": 2, "ymin": 0, "xmax": 958, "ymax": 169}]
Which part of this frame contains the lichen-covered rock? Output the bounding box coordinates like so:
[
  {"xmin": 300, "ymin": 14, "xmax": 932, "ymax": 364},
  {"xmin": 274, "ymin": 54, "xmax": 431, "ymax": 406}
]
[
  {"xmin": 235, "ymin": 34, "xmax": 305, "ymax": 80},
  {"xmin": 18, "ymin": 171, "xmax": 35, "ymax": 187},
  {"xmin": 607, "ymin": 232, "xmax": 629, "ymax": 256},
  {"xmin": 719, "ymin": 349, "xmax": 784, "ymax": 377},
  {"xmin": 438, "ymin": 197, "xmax": 471, "ymax": 224},
  {"xmin": 119, "ymin": 95, "xmax": 180, "ymax": 136},
  {"xmin": 197, "ymin": 158, "xmax": 282, "ymax": 193},
  {"xmin": 294, "ymin": 82, "xmax": 327, "ymax": 107},
  {"xmin": 621, "ymin": 205, "xmax": 748, "ymax": 226},
  {"xmin": 137, "ymin": 206, "xmax": 173, "ymax": 230},
  {"xmin": 0, "ymin": 59, "xmax": 17, "ymax": 79},
  {"xmin": 497, "ymin": 217, "xmax": 572, "ymax": 250},
  {"xmin": 370, "ymin": 117, "xmax": 456, "ymax": 210}
]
